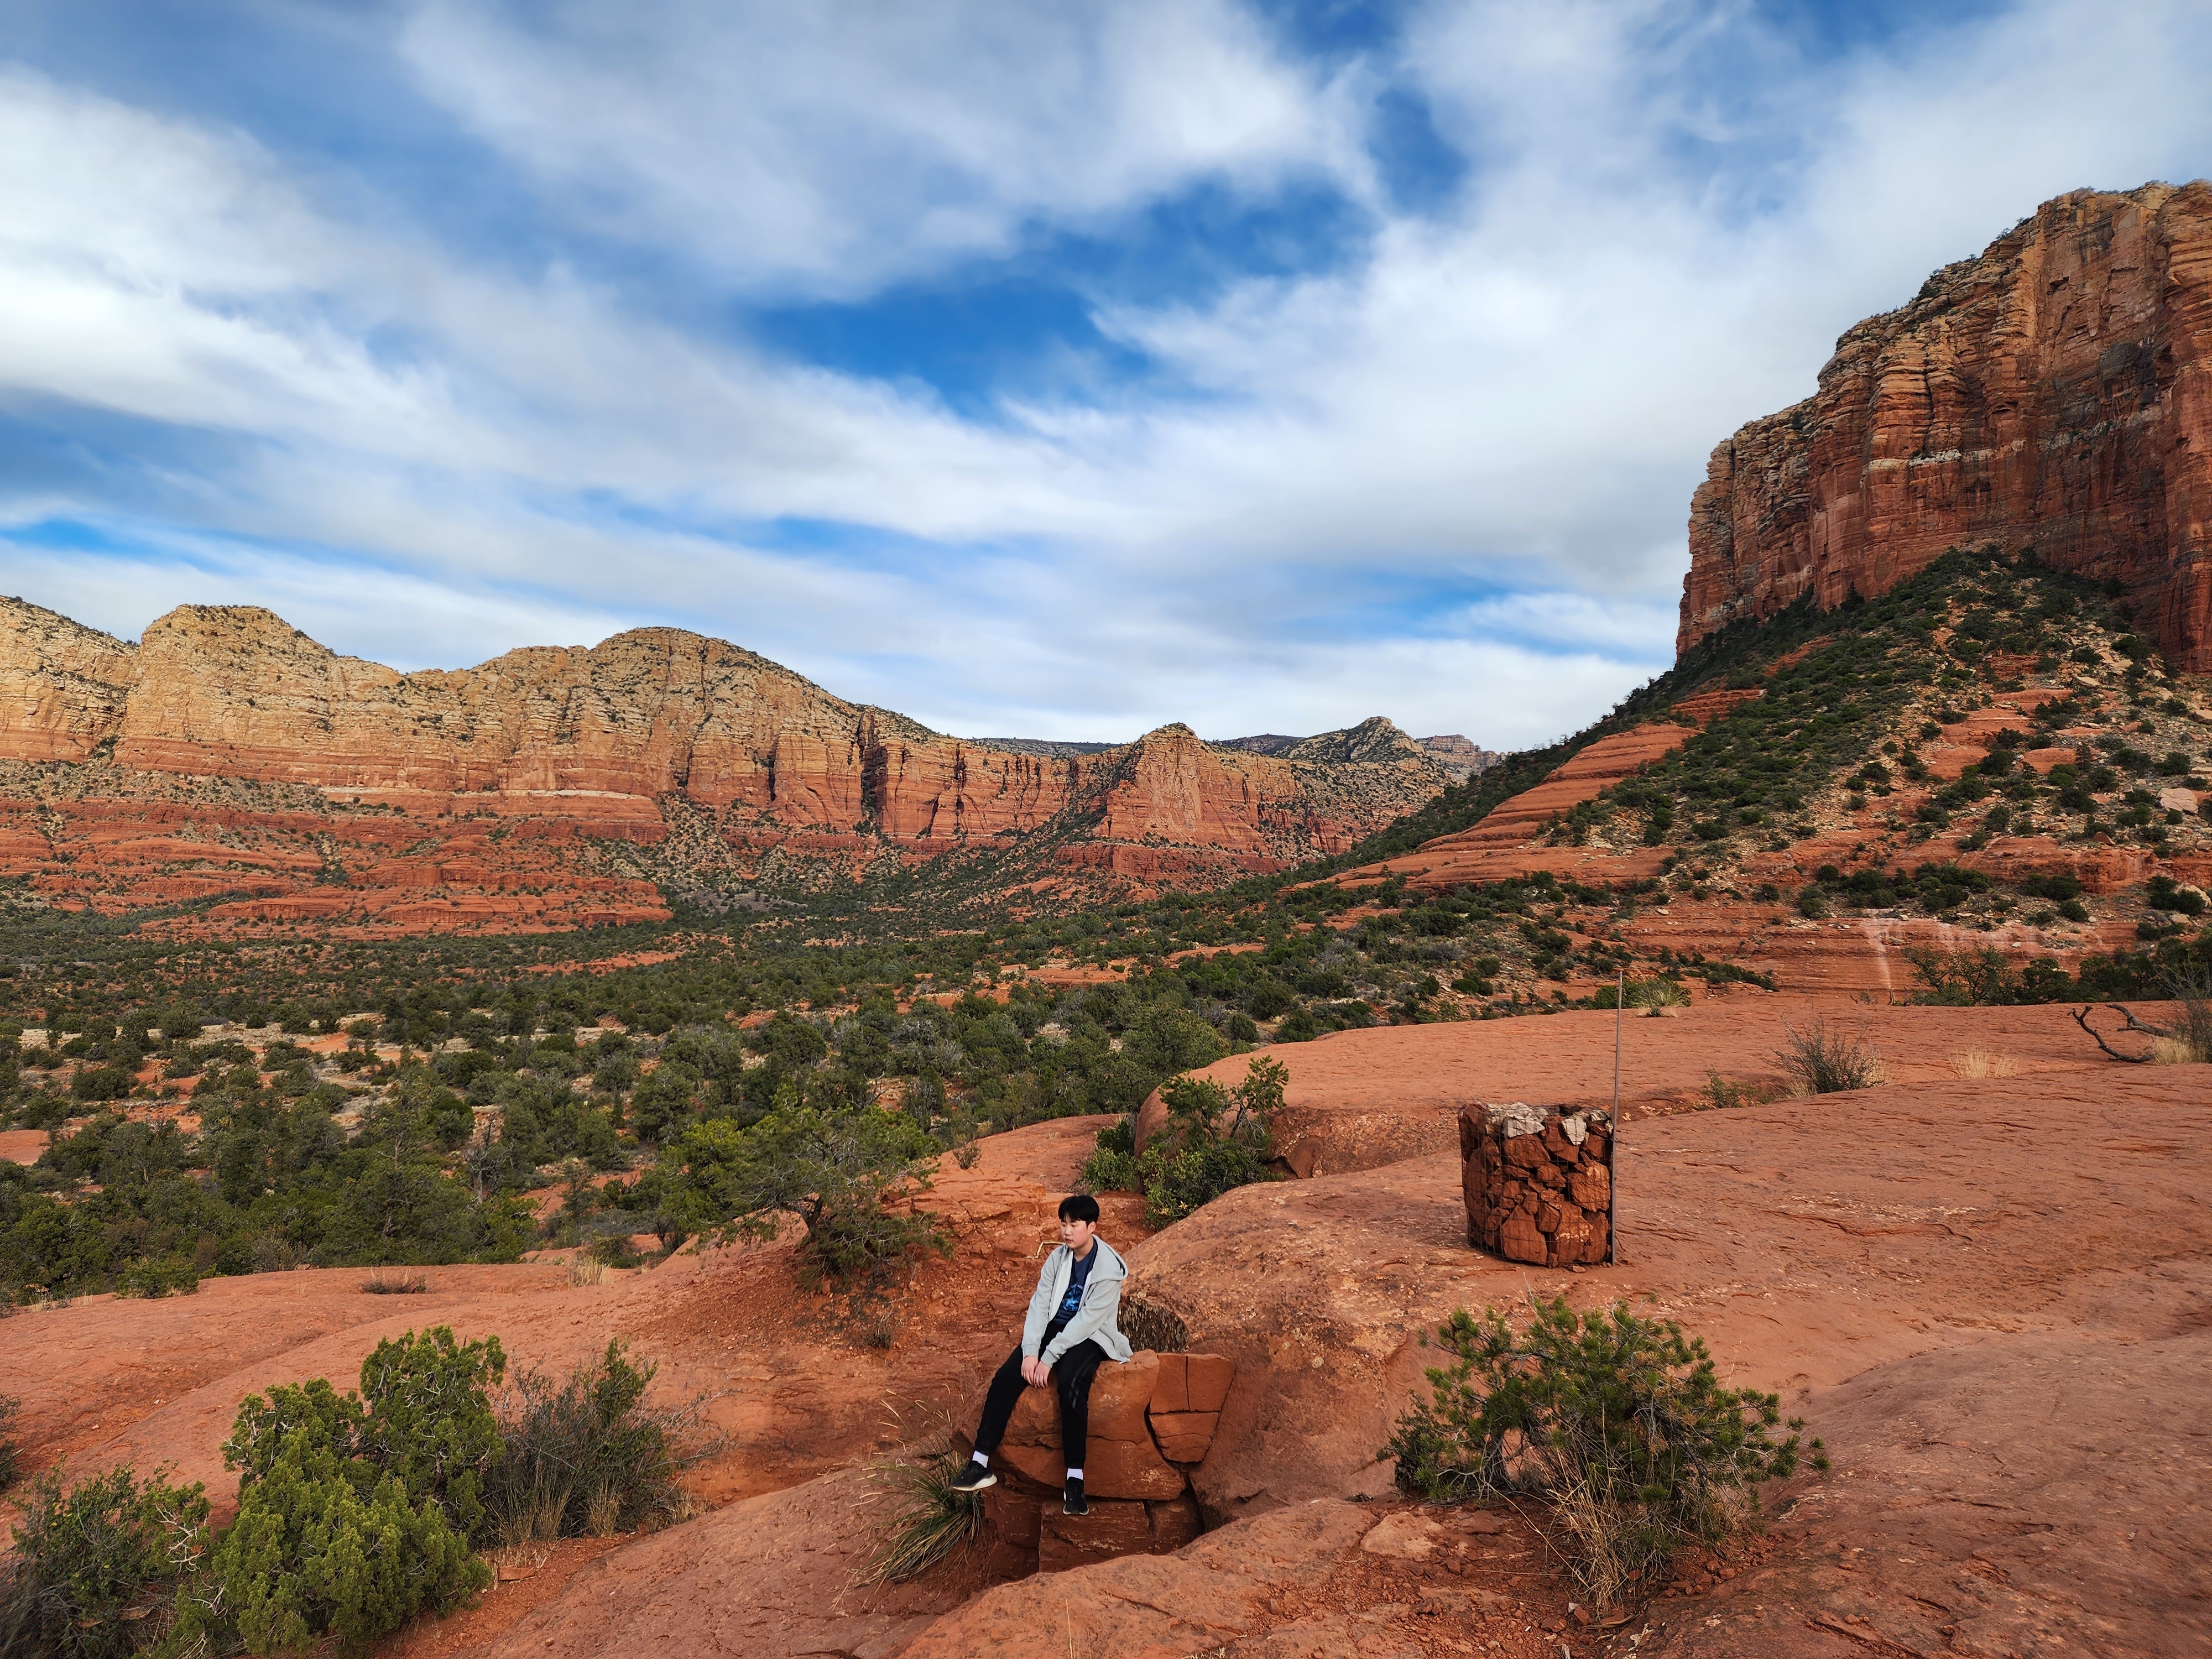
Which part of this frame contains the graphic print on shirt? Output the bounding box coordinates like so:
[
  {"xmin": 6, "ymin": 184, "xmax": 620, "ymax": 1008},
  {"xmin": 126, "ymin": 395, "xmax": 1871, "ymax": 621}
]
[{"xmin": 1057, "ymin": 1248, "xmax": 1094, "ymax": 1323}]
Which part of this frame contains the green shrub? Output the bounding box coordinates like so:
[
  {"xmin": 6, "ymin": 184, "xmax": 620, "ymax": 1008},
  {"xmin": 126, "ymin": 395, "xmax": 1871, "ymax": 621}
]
[
  {"xmin": 1382, "ymin": 1299, "xmax": 1822, "ymax": 1611},
  {"xmin": 201, "ymin": 1327, "xmax": 507, "ymax": 1653},
  {"xmin": 207, "ymin": 1430, "xmax": 486, "ymax": 1654},
  {"xmin": 69, "ymin": 1067, "xmax": 135, "ymax": 1103},
  {"xmin": 114, "ymin": 1256, "xmax": 198, "ymax": 1300},
  {"xmin": 484, "ymin": 1340, "xmax": 686, "ymax": 1544},
  {"xmin": 1773, "ymin": 1020, "xmax": 1882, "ymax": 1093},
  {"xmin": 1134, "ymin": 1058, "xmax": 1285, "ymax": 1228},
  {"xmin": 1077, "ymin": 1115, "xmax": 1140, "ymax": 1194},
  {"xmin": 352, "ymin": 1327, "xmax": 509, "ymax": 1540},
  {"xmin": 0, "ymin": 1394, "xmax": 19, "ymax": 1491},
  {"xmin": 671, "ymin": 1098, "xmax": 947, "ymax": 1288},
  {"xmin": 0, "ymin": 1463, "xmax": 210, "ymax": 1658}
]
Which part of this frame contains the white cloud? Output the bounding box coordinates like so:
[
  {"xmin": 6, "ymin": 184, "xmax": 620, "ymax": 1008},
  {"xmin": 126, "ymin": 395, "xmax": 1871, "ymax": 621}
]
[
  {"xmin": 398, "ymin": 0, "xmax": 1364, "ymax": 298},
  {"xmin": 2, "ymin": 1, "xmax": 2210, "ymax": 754}
]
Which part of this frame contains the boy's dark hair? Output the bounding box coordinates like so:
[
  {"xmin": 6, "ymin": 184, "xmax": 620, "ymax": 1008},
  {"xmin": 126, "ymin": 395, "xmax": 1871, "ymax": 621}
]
[{"xmin": 1057, "ymin": 1193, "xmax": 1101, "ymax": 1224}]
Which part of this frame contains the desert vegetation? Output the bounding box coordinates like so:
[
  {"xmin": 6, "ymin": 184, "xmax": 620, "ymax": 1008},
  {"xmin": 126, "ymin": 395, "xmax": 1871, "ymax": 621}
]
[
  {"xmin": 1079, "ymin": 1055, "xmax": 1289, "ymax": 1225},
  {"xmin": 0, "ymin": 543, "xmax": 2206, "ymax": 1358},
  {"xmin": 0, "ymin": 1326, "xmax": 691, "ymax": 1657},
  {"xmin": 1384, "ymin": 1298, "xmax": 1825, "ymax": 1613},
  {"xmin": 863, "ymin": 1436, "xmax": 985, "ymax": 1587}
]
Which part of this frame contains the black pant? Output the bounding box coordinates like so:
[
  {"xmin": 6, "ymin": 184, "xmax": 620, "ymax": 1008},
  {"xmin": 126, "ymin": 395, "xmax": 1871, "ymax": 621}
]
[{"xmin": 973, "ymin": 1339, "xmax": 1109, "ymax": 1472}]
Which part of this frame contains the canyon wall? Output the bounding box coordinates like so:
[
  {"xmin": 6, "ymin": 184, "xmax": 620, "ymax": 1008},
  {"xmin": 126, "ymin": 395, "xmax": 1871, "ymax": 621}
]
[
  {"xmin": 1679, "ymin": 180, "xmax": 2212, "ymax": 670},
  {"xmin": 0, "ymin": 597, "xmax": 1452, "ymax": 926}
]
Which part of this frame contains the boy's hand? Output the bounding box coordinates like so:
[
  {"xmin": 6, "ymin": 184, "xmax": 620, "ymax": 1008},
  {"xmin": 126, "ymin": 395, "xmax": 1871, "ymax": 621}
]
[{"xmin": 1021, "ymin": 1355, "xmax": 1052, "ymax": 1387}]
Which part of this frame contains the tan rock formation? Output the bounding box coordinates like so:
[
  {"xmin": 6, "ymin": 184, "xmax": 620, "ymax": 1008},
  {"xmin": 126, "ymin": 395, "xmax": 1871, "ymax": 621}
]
[
  {"xmin": 1679, "ymin": 181, "xmax": 2212, "ymax": 671},
  {"xmin": 0, "ymin": 596, "xmax": 135, "ymax": 761},
  {"xmin": 0, "ymin": 598, "xmax": 1455, "ymax": 927}
]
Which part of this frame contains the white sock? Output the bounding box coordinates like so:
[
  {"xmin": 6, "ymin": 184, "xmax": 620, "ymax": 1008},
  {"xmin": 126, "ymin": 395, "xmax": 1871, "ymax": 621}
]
[
  {"xmin": 971, "ymin": 1452, "xmax": 989, "ymax": 1468},
  {"xmin": 1066, "ymin": 1467, "xmax": 1083, "ymax": 1481}
]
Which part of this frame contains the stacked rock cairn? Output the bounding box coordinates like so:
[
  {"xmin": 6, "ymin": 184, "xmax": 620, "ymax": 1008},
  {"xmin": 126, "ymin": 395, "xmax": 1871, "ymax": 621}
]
[{"xmin": 1457, "ymin": 1101, "xmax": 1613, "ymax": 1267}]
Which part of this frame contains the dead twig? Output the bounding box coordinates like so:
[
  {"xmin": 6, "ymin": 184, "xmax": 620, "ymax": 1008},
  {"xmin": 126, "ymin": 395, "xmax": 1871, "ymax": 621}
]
[{"xmin": 2069, "ymin": 1005, "xmax": 2154, "ymax": 1063}]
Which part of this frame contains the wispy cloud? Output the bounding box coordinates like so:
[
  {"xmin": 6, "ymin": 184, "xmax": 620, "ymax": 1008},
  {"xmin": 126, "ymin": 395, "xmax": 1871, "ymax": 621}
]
[{"xmin": 0, "ymin": 1, "xmax": 2207, "ymax": 750}]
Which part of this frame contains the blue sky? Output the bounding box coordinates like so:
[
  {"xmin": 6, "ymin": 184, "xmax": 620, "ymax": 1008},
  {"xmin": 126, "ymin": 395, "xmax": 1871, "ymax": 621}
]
[{"xmin": 1, "ymin": 1, "xmax": 2208, "ymax": 749}]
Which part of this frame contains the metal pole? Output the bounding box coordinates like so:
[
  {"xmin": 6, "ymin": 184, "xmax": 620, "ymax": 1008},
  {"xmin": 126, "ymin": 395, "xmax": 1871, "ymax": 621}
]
[{"xmin": 1609, "ymin": 967, "xmax": 1622, "ymax": 1265}]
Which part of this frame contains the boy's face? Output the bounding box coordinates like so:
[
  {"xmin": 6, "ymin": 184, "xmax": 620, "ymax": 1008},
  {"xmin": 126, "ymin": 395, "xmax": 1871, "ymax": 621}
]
[{"xmin": 1060, "ymin": 1215, "xmax": 1097, "ymax": 1255}]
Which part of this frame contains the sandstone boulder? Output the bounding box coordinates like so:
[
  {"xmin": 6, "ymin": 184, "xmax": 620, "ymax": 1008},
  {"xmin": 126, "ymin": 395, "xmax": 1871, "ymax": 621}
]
[{"xmin": 897, "ymin": 1498, "xmax": 1382, "ymax": 1657}]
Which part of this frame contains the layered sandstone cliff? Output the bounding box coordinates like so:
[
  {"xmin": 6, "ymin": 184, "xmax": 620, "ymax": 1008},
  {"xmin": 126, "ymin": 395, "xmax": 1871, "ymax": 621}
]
[
  {"xmin": 1679, "ymin": 181, "xmax": 2212, "ymax": 670},
  {"xmin": 0, "ymin": 597, "xmax": 1453, "ymax": 921}
]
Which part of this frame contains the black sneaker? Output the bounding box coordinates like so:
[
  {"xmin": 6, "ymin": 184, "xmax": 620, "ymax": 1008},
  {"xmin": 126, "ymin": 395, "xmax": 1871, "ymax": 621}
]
[
  {"xmin": 1062, "ymin": 1475, "xmax": 1087, "ymax": 1516},
  {"xmin": 948, "ymin": 1461, "xmax": 995, "ymax": 1495}
]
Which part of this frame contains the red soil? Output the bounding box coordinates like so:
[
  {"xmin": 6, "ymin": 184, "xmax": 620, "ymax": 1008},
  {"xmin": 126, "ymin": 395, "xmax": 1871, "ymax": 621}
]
[{"xmin": 11, "ymin": 1011, "xmax": 2208, "ymax": 1657}]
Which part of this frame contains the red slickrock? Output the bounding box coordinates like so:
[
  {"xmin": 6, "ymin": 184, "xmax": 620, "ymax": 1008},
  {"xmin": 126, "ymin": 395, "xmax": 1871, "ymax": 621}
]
[
  {"xmin": 1144, "ymin": 1411, "xmax": 1220, "ymax": 1464},
  {"xmin": 1036, "ymin": 1499, "xmax": 1153, "ymax": 1571},
  {"xmin": 1680, "ymin": 181, "xmax": 2212, "ymax": 671}
]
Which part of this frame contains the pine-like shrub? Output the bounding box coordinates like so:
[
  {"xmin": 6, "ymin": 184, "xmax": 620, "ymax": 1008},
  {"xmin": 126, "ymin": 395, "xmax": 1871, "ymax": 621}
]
[
  {"xmin": 1076, "ymin": 1115, "xmax": 1139, "ymax": 1193},
  {"xmin": 1383, "ymin": 1298, "xmax": 1824, "ymax": 1611},
  {"xmin": 195, "ymin": 1328, "xmax": 506, "ymax": 1653},
  {"xmin": 670, "ymin": 1098, "xmax": 947, "ymax": 1288},
  {"xmin": 1134, "ymin": 1057, "xmax": 1285, "ymax": 1228},
  {"xmin": 0, "ymin": 1463, "xmax": 208, "ymax": 1658}
]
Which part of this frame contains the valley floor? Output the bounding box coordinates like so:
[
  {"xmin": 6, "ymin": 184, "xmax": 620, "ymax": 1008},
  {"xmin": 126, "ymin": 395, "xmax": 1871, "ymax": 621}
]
[{"xmin": 6, "ymin": 1002, "xmax": 2206, "ymax": 1658}]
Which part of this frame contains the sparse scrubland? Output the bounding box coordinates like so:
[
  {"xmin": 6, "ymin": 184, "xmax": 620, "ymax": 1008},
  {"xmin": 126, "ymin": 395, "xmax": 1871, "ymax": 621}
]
[
  {"xmin": 0, "ymin": 1326, "xmax": 694, "ymax": 1658},
  {"xmin": 0, "ymin": 545, "xmax": 2208, "ymax": 1656},
  {"xmin": 2, "ymin": 551, "xmax": 2209, "ymax": 1305}
]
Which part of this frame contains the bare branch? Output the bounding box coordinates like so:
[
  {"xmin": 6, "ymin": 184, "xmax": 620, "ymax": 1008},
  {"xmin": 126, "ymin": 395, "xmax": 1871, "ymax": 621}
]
[
  {"xmin": 2070, "ymin": 1005, "xmax": 2155, "ymax": 1063},
  {"xmin": 2115, "ymin": 1004, "xmax": 2177, "ymax": 1039}
]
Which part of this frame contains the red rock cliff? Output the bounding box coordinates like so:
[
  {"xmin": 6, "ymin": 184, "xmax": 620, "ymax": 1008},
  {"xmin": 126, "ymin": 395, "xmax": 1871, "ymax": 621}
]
[
  {"xmin": 0, "ymin": 598, "xmax": 1451, "ymax": 910},
  {"xmin": 1679, "ymin": 181, "xmax": 2212, "ymax": 670}
]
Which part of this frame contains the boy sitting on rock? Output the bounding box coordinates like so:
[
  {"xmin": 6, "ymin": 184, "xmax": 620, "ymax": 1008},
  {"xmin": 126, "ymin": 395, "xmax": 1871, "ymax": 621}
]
[{"xmin": 950, "ymin": 1192, "xmax": 1129, "ymax": 1516}]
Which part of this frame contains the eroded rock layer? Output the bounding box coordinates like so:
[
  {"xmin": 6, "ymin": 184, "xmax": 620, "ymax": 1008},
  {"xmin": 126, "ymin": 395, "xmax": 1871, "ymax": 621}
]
[
  {"xmin": 0, "ymin": 598, "xmax": 1453, "ymax": 926},
  {"xmin": 1679, "ymin": 181, "xmax": 2212, "ymax": 670}
]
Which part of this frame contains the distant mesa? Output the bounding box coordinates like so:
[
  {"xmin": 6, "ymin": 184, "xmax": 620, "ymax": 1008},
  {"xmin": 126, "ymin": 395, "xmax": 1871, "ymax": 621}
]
[
  {"xmin": 0, "ymin": 597, "xmax": 1462, "ymax": 933},
  {"xmin": 1223, "ymin": 729, "xmax": 1498, "ymax": 782},
  {"xmin": 1680, "ymin": 179, "xmax": 2212, "ymax": 672},
  {"xmin": 969, "ymin": 738, "xmax": 1120, "ymax": 759},
  {"xmin": 986, "ymin": 731, "xmax": 1499, "ymax": 784}
]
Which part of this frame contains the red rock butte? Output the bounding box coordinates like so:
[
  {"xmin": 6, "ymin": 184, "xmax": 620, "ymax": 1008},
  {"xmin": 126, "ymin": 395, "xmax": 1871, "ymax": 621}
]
[
  {"xmin": 1680, "ymin": 180, "xmax": 2212, "ymax": 672},
  {"xmin": 0, "ymin": 598, "xmax": 1453, "ymax": 928}
]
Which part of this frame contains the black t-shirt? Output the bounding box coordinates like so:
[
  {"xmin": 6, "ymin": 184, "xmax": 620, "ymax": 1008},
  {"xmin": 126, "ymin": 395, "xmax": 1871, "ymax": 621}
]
[{"xmin": 1042, "ymin": 1245, "xmax": 1097, "ymax": 1346}]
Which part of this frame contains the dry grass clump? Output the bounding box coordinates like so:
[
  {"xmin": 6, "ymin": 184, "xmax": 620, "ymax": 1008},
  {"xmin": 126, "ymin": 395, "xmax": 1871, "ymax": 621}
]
[
  {"xmin": 2154, "ymin": 968, "xmax": 2212, "ymax": 1063},
  {"xmin": 862, "ymin": 1434, "xmax": 983, "ymax": 1586},
  {"xmin": 1630, "ymin": 977, "xmax": 1692, "ymax": 1014},
  {"xmin": 567, "ymin": 1255, "xmax": 610, "ymax": 1287},
  {"xmin": 1775, "ymin": 1020, "xmax": 1885, "ymax": 1094},
  {"xmin": 360, "ymin": 1271, "xmax": 430, "ymax": 1295},
  {"xmin": 1948, "ymin": 1049, "xmax": 2021, "ymax": 1080},
  {"xmin": 485, "ymin": 1340, "xmax": 703, "ymax": 1546},
  {"xmin": 1701, "ymin": 1072, "xmax": 1786, "ymax": 1110}
]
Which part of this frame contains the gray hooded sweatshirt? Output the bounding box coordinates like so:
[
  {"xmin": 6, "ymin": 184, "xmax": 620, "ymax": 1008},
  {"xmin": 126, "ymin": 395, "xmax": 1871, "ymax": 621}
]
[{"xmin": 1023, "ymin": 1238, "xmax": 1133, "ymax": 1366}]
